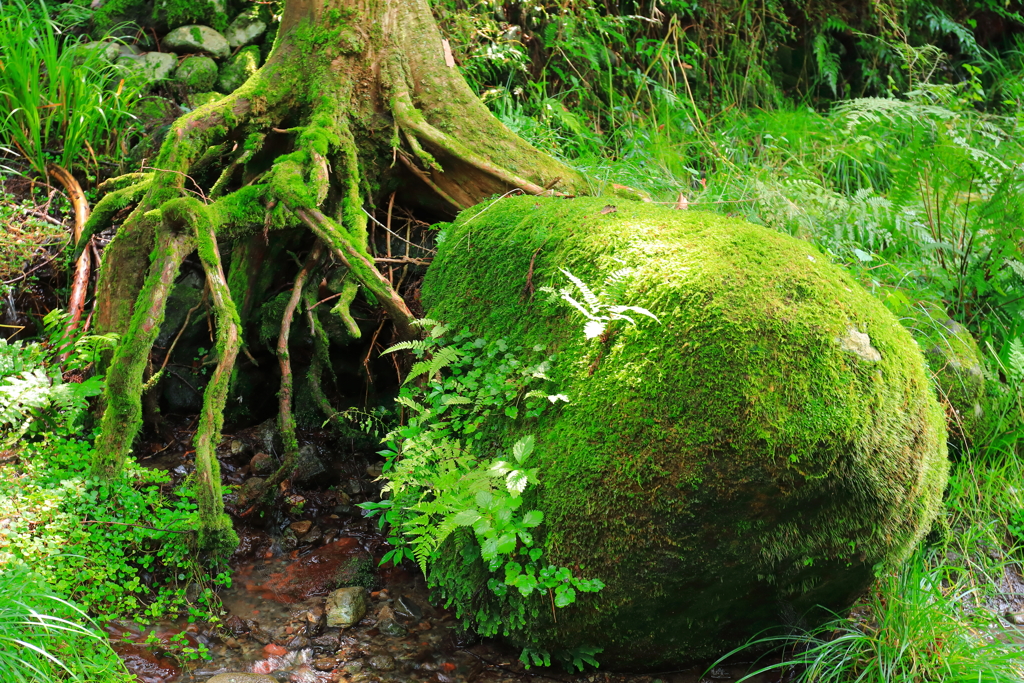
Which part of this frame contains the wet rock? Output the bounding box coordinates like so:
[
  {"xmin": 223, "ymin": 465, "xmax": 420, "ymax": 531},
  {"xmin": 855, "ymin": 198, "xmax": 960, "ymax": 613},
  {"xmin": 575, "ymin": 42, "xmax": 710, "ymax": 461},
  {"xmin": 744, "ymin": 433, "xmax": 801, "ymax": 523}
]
[
  {"xmin": 218, "ymin": 44, "xmax": 260, "ymax": 92},
  {"xmin": 231, "ymin": 526, "xmax": 273, "ymax": 562},
  {"xmin": 264, "ymin": 643, "xmax": 288, "ymax": 656},
  {"xmin": 288, "ymin": 665, "xmax": 321, "ymax": 683},
  {"xmin": 113, "ymin": 643, "xmax": 181, "ymax": 683},
  {"xmin": 207, "ymin": 675, "xmax": 277, "ymax": 683},
  {"xmin": 174, "ymin": 55, "xmax": 217, "ymax": 91},
  {"xmin": 290, "ymin": 520, "xmax": 313, "ymax": 535},
  {"xmin": 301, "ymin": 525, "xmax": 323, "ymax": 545},
  {"xmin": 333, "ymin": 553, "xmax": 377, "ymax": 590},
  {"xmin": 313, "ymin": 657, "xmax": 336, "ymax": 671},
  {"xmin": 250, "ymin": 452, "xmax": 276, "ymax": 475},
  {"xmin": 365, "ymin": 462, "xmax": 383, "ymax": 479},
  {"xmin": 247, "ymin": 538, "xmax": 368, "ymax": 602},
  {"xmin": 292, "ymin": 444, "xmax": 326, "ymax": 485},
  {"xmin": 226, "ymin": 8, "xmax": 268, "ymax": 47},
  {"xmin": 312, "ymin": 631, "xmax": 340, "ymax": 650},
  {"xmin": 281, "ymin": 528, "xmax": 299, "ymax": 550},
  {"xmin": 117, "ymin": 51, "xmax": 176, "ymax": 87},
  {"xmin": 368, "ymin": 654, "xmax": 396, "ymax": 671},
  {"xmin": 286, "ymin": 635, "xmax": 311, "ymax": 650},
  {"xmin": 164, "ymin": 25, "xmax": 230, "ymax": 59},
  {"xmin": 344, "ymin": 478, "xmax": 362, "ymax": 495},
  {"xmin": 326, "ymin": 587, "xmax": 368, "ymax": 627},
  {"xmin": 396, "ymin": 595, "xmax": 423, "ymax": 620},
  {"xmin": 297, "ymin": 605, "xmax": 326, "ymax": 636},
  {"xmin": 377, "ymin": 618, "xmax": 407, "ymax": 638},
  {"xmin": 228, "ymin": 438, "xmax": 251, "ymax": 457},
  {"xmin": 249, "ymin": 626, "xmax": 274, "ymax": 645},
  {"xmin": 343, "ymin": 661, "xmax": 363, "ymax": 673},
  {"xmin": 254, "ymin": 416, "xmax": 284, "ymax": 454},
  {"xmin": 238, "ymin": 476, "xmax": 266, "ymax": 504}
]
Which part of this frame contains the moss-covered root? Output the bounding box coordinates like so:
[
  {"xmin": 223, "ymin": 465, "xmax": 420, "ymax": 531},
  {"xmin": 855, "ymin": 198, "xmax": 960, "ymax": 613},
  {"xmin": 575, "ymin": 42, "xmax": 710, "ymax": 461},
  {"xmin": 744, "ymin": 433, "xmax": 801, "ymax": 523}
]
[
  {"xmin": 93, "ymin": 229, "xmax": 194, "ymax": 478},
  {"xmin": 250, "ymin": 243, "xmax": 325, "ymax": 502},
  {"xmin": 294, "ymin": 207, "xmax": 417, "ymax": 340},
  {"xmin": 192, "ymin": 210, "xmax": 242, "ymax": 557}
]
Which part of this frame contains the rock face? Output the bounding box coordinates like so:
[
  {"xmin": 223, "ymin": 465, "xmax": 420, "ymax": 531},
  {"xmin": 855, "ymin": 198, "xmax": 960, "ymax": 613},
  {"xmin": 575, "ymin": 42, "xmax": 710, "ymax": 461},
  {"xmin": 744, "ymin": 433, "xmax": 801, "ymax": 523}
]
[
  {"xmin": 325, "ymin": 587, "xmax": 367, "ymax": 628},
  {"xmin": 163, "ymin": 25, "xmax": 230, "ymax": 58},
  {"xmin": 422, "ymin": 197, "xmax": 949, "ymax": 669}
]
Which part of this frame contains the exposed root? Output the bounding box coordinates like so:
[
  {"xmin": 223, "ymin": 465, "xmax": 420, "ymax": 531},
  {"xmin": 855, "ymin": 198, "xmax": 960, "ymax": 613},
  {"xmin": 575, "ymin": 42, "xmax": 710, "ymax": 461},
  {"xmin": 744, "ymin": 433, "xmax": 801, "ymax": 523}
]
[
  {"xmin": 293, "ymin": 207, "xmax": 417, "ymax": 341},
  {"xmin": 388, "ymin": 65, "xmax": 554, "ymax": 197},
  {"xmin": 252, "ymin": 242, "xmax": 325, "ymax": 501},
  {"xmin": 192, "ymin": 209, "xmax": 243, "ymax": 557},
  {"xmin": 398, "ymin": 152, "xmax": 466, "ymax": 211},
  {"xmin": 93, "ymin": 229, "xmax": 193, "ymax": 478},
  {"xmin": 47, "ymin": 164, "xmax": 92, "ymax": 342}
]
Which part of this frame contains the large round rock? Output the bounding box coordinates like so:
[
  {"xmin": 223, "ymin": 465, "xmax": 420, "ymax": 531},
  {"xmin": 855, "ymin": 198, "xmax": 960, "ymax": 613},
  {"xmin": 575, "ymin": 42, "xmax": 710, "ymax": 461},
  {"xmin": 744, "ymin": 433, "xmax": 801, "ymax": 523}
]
[{"xmin": 422, "ymin": 197, "xmax": 948, "ymax": 669}]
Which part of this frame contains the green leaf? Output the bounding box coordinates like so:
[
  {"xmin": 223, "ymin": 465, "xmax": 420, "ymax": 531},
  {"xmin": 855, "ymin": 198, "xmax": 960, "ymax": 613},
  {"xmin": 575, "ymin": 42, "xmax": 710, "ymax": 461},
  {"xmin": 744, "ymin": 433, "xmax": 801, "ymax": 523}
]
[
  {"xmin": 452, "ymin": 509, "xmax": 481, "ymax": 526},
  {"xmin": 554, "ymin": 585, "xmax": 577, "ymax": 608},
  {"xmin": 504, "ymin": 405, "xmax": 519, "ymax": 419},
  {"xmin": 522, "ymin": 510, "xmax": 544, "ymax": 527},
  {"xmin": 512, "ymin": 435, "xmax": 535, "ymax": 463}
]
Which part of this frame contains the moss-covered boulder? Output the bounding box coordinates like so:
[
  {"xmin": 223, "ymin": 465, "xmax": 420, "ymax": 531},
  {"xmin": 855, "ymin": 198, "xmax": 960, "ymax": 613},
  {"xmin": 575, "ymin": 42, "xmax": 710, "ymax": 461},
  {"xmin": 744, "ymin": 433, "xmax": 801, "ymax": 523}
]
[
  {"xmin": 422, "ymin": 197, "xmax": 948, "ymax": 669},
  {"xmin": 902, "ymin": 302, "xmax": 985, "ymax": 449},
  {"xmin": 174, "ymin": 55, "xmax": 218, "ymax": 92}
]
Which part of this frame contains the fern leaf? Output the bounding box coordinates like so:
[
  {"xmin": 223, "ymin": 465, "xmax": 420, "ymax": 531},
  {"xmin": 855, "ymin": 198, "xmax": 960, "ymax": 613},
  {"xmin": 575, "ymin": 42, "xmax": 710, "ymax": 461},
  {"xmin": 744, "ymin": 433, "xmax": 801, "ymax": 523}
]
[{"xmin": 559, "ymin": 268, "xmax": 600, "ymax": 308}]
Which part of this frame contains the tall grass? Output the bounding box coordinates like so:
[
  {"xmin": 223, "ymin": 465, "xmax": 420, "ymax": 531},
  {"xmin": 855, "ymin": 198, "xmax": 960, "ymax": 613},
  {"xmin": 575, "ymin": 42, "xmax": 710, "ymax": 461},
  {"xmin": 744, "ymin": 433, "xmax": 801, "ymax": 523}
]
[
  {"xmin": 0, "ymin": 0, "xmax": 141, "ymax": 177},
  {"xmin": 0, "ymin": 563, "xmax": 132, "ymax": 682}
]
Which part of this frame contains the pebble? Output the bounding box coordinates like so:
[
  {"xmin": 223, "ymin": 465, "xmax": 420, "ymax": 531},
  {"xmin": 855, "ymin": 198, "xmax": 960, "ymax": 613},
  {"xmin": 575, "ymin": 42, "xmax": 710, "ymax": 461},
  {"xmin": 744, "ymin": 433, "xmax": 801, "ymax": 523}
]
[
  {"xmin": 369, "ymin": 654, "xmax": 396, "ymax": 671},
  {"xmin": 264, "ymin": 643, "xmax": 288, "ymax": 656},
  {"xmin": 290, "ymin": 520, "xmax": 313, "ymax": 535},
  {"xmin": 1005, "ymin": 611, "xmax": 1024, "ymax": 625},
  {"xmin": 207, "ymin": 675, "xmax": 277, "ymax": 683},
  {"xmin": 326, "ymin": 587, "xmax": 368, "ymax": 627},
  {"xmin": 313, "ymin": 657, "xmax": 336, "ymax": 671}
]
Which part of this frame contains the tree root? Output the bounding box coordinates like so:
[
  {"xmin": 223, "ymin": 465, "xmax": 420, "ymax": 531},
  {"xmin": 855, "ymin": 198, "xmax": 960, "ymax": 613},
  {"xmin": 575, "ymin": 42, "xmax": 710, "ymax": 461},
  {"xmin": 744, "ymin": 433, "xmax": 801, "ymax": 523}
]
[
  {"xmin": 93, "ymin": 229, "xmax": 193, "ymax": 478},
  {"xmin": 250, "ymin": 242, "xmax": 326, "ymax": 503},
  {"xmin": 192, "ymin": 208, "xmax": 242, "ymax": 557}
]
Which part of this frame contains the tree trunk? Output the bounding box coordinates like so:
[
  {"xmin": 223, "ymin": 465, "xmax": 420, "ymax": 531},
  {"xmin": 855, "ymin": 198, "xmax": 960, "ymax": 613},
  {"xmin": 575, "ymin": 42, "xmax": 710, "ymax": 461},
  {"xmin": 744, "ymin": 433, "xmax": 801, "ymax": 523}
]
[{"xmin": 86, "ymin": 0, "xmax": 592, "ymax": 555}]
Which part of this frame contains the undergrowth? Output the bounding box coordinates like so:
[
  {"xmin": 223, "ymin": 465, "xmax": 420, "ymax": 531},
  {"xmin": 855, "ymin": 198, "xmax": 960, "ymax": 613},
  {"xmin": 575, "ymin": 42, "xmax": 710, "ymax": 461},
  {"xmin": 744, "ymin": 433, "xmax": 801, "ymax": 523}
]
[{"xmin": 0, "ymin": 563, "xmax": 133, "ymax": 683}]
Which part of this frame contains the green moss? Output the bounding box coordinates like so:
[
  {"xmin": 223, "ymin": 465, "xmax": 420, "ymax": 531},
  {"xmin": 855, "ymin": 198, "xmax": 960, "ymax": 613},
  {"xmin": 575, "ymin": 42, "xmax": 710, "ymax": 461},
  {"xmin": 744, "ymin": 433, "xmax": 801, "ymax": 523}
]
[
  {"xmin": 422, "ymin": 197, "xmax": 949, "ymax": 669},
  {"xmin": 902, "ymin": 302, "xmax": 985, "ymax": 449},
  {"xmin": 174, "ymin": 56, "xmax": 218, "ymax": 92}
]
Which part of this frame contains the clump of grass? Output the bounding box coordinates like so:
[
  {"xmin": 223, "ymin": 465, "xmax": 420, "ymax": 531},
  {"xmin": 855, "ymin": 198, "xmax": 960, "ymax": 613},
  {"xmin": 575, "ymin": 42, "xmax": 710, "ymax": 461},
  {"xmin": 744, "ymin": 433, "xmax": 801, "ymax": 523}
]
[
  {"xmin": 0, "ymin": 0, "xmax": 142, "ymax": 177},
  {"xmin": 0, "ymin": 563, "xmax": 133, "ymax": 682}
]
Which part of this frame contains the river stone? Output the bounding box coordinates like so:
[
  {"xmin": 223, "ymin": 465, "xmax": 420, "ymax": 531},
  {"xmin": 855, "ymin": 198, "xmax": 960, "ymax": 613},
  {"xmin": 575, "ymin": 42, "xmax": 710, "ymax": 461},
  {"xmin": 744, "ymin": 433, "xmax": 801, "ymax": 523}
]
[
  {"xmin": 164, "ymin": 25, "xmax": 230, "ymax": 59},
  {"xmin": 206, "ymin": 675, "xmax": 276, "ymax": 683},
  {"xmin": 117, "ymin": 51, "xmax": 176, "ymax": 86},
  {"xmin": 73, "ymin": 40, "xmax": 120, "ymax": 63},
  {"xmin": 422, "ymin": 196, "xmax": 949, "ymax": 669},
  {"xmin": 903, "ymin": 301, "xmax": 985, "ymax": 448},
  {"xmin": 174, "ymin": 55, "xmax": 218, "ymax": 91},
  {"xmin": 325, "ymin": 587, "xmax": 367, "ymax": 627},
  {"xmin": 226, "ymin": 9, "xmax": 268, "ymax": 48},
  {"xmin": 217, "ymin": 45, "xmax": 260, "ymax": 93}
]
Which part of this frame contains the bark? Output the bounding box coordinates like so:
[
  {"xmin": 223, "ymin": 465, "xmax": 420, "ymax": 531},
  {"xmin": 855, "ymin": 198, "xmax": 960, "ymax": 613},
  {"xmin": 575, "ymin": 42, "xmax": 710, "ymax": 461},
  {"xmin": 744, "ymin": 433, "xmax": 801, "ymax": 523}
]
[{"xmin": 88, "ymin": 0, "xmax": 593, "ymax": 554}]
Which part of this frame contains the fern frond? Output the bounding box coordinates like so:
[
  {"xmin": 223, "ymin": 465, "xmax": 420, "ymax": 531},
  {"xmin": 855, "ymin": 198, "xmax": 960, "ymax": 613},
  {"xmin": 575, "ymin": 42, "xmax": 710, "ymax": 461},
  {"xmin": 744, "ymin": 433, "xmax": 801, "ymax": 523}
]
[{"xmin": 382, "ymin": 339, "xmax": 435, "ymax": 356}]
